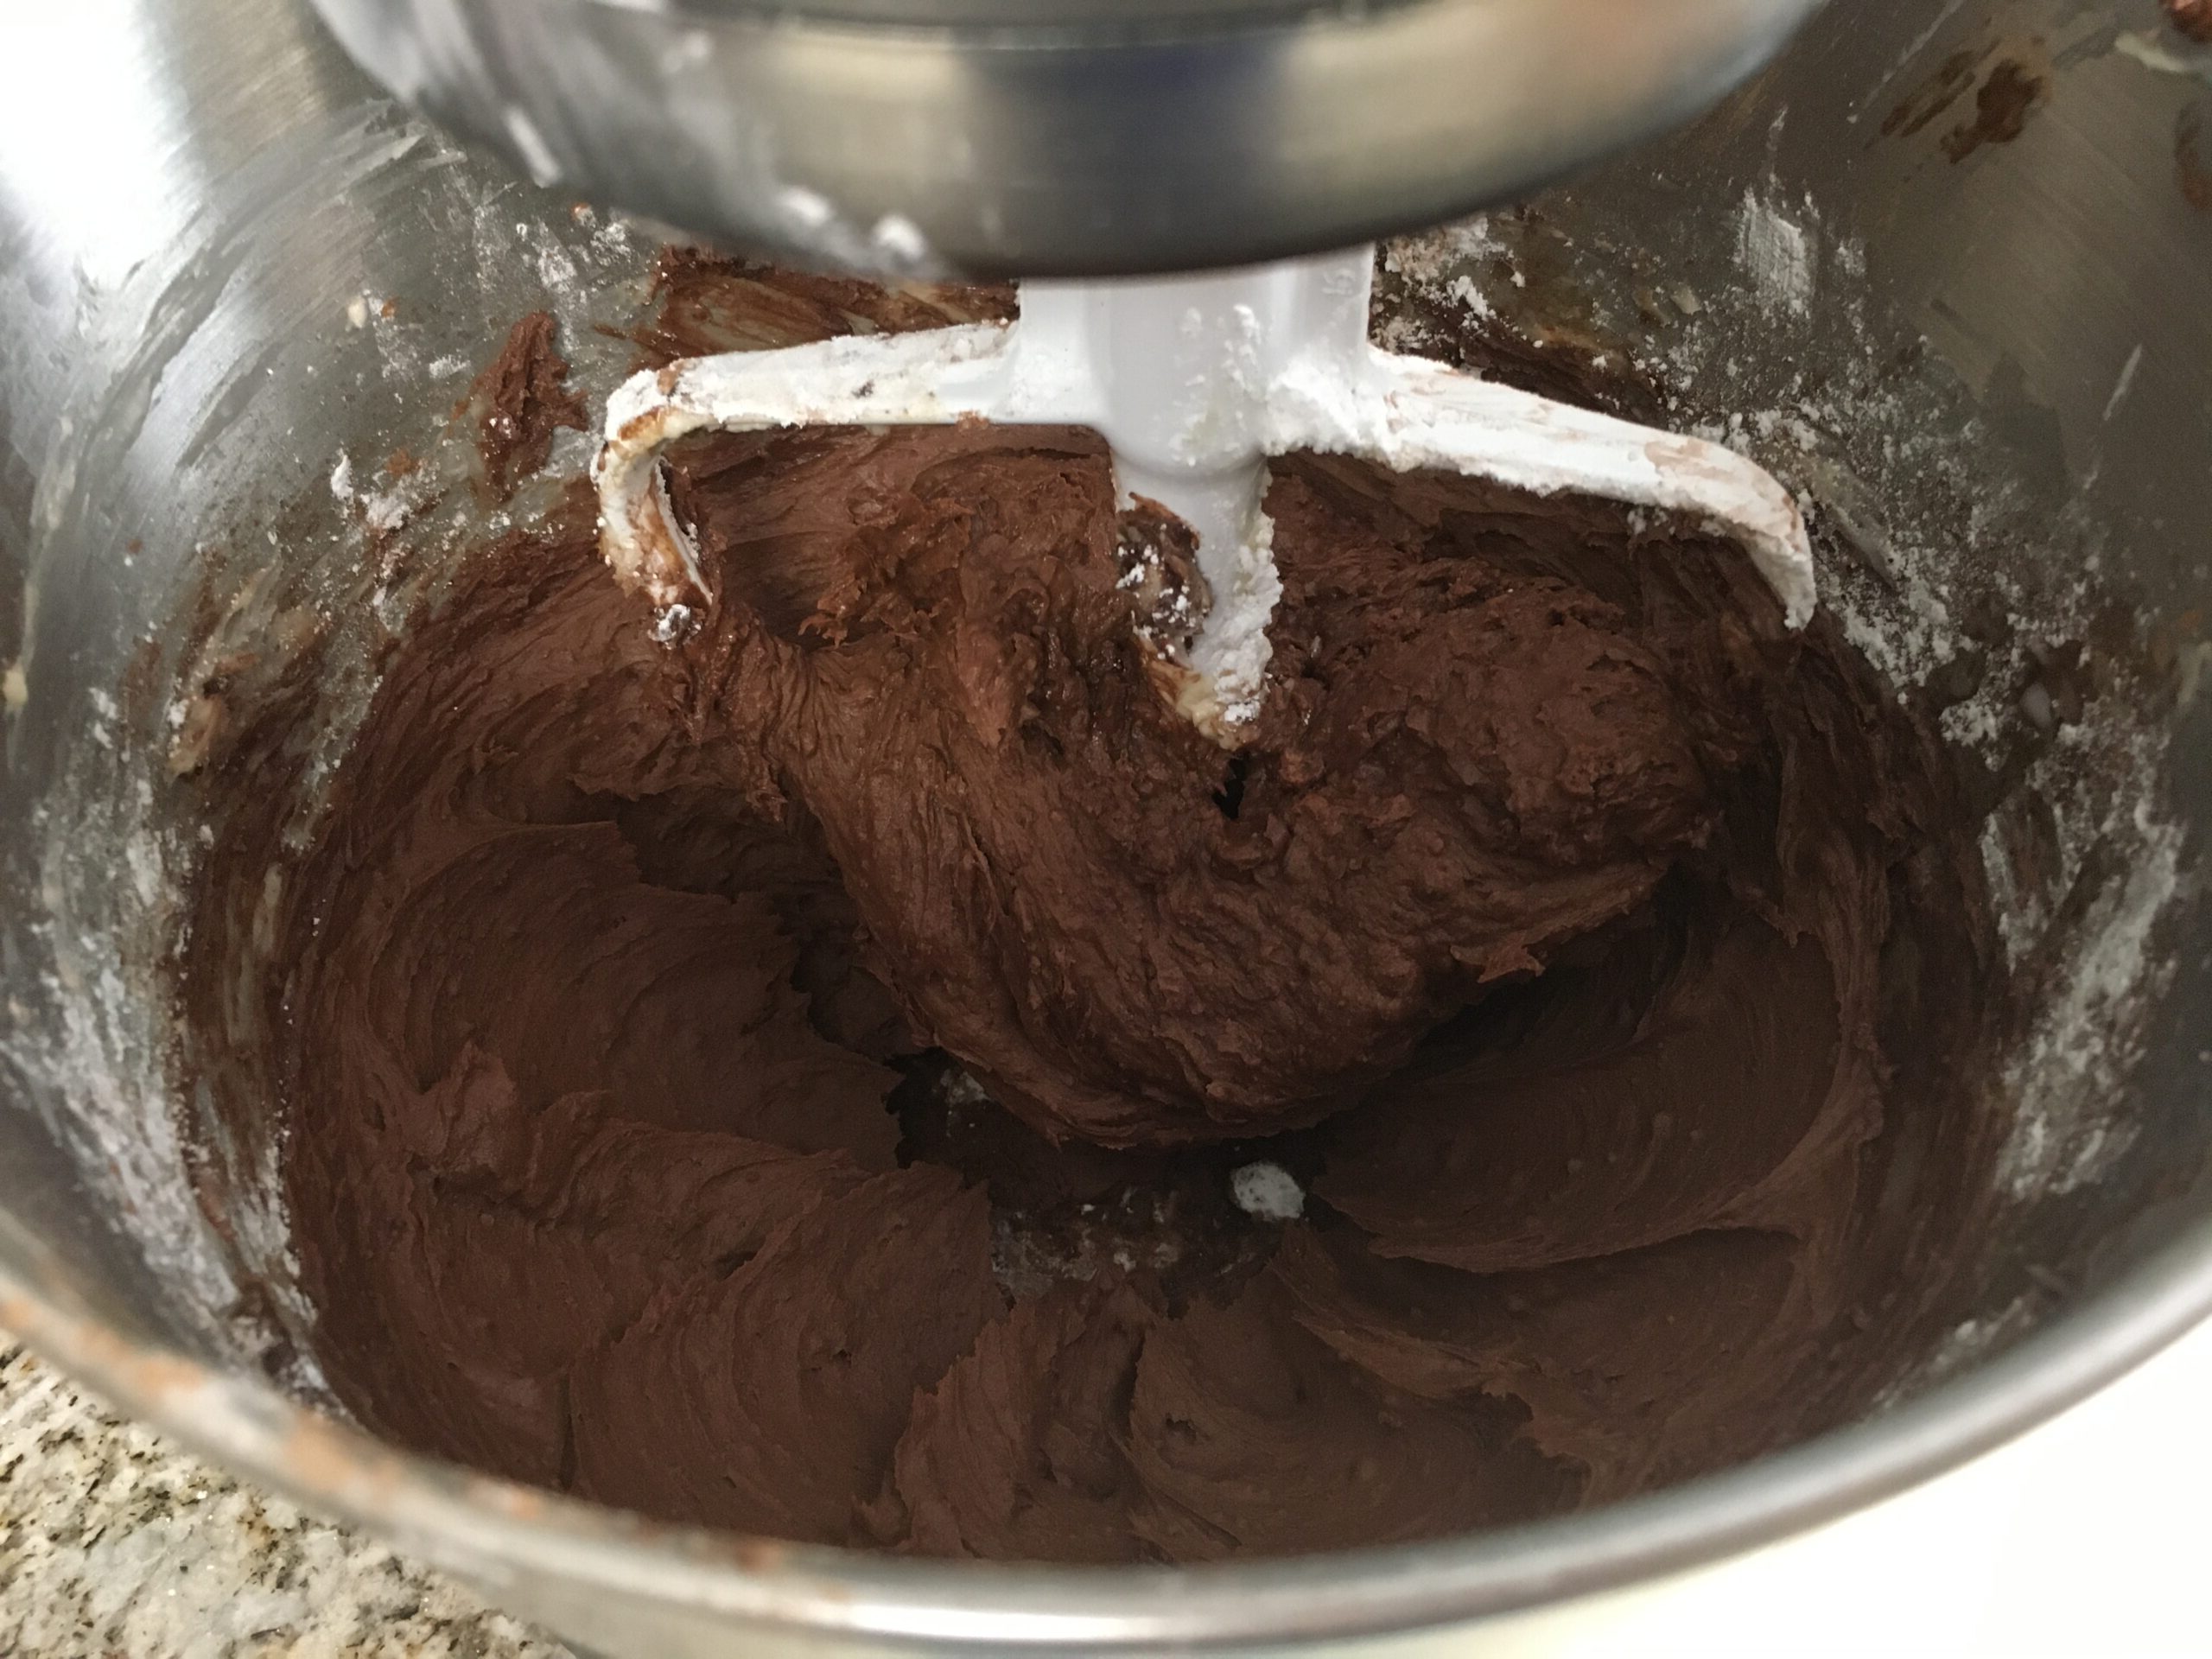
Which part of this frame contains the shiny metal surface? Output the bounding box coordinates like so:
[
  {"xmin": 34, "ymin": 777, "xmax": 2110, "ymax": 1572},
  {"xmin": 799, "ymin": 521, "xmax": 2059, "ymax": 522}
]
[
  {"xmin": 1, "ymin": 0, "xmax": 2209, "ymax": 1653},
  {"xmin": 303, "ymin": 0, "xmax": 1826, "ymax": 275}
]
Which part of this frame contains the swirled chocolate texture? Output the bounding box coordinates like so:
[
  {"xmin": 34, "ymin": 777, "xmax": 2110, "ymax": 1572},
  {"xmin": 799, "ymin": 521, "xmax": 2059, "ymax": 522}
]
[{"xmin": 238, "ymin": 259, "xmax": 2000, "ymax": 1560}]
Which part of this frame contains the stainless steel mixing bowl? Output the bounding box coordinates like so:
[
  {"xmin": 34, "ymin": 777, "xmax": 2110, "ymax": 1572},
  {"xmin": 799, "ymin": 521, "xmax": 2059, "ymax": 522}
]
[{"xmin": 2, "ymin": 0, "xmax": 2209, "ymax": 1653}]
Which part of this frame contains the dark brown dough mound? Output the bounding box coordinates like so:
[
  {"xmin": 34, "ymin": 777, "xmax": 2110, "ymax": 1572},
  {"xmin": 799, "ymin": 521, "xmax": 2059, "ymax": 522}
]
[
  {"xmin": 653, "ymin": 420, "xmax": 1764, "ymax": 1147},
  {"xmin": 194, "ymin": 261, "xmax": 1999, "ymax": 1561}
]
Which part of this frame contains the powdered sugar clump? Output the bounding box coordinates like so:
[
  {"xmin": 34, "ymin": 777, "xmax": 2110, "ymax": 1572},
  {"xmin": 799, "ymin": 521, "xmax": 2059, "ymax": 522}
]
[
  {"xmin": 1230, "ymin": 1161, "xmax": 1305, "ymax": 1223},
  {"xmin": 1733, "ymin": 187, "xmax": 1816, "ymax": 315}
]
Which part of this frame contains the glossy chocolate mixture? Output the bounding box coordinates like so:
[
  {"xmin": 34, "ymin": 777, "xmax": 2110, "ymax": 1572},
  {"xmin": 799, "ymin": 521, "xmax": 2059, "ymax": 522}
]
[{"xmin": 191, "ymin": 259, "xmax": 2002, "ymax": 1561}]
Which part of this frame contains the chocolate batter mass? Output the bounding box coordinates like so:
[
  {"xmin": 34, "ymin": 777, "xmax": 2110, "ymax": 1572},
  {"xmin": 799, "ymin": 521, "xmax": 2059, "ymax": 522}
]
[{"xmin": 225, "ymin": 261, "xmax": 1999, "ymax": 1561}]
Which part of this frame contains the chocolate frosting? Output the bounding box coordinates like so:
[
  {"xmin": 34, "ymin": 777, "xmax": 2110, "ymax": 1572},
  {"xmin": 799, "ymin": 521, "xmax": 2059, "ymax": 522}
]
[
  {"xmin": 873, "ymin": 1279, "xmax": 1153, "ymax": 1561},
  {"xmin": 642, "ymin": 423, "xmax": 1759, "ymax": 1148},
  {"xmin": 201, "ymin": 257, "xmax": 1999, "ymax": 1561},
  {"xmin": 469, "ymin": 311, "xmax": 587, "ymax": 501}
]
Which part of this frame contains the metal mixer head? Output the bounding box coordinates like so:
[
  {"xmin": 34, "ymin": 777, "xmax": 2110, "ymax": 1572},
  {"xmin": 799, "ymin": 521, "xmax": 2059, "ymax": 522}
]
[{"xmin": 307, "ymin": 0, "xmax": 1826, "ymax": 276}]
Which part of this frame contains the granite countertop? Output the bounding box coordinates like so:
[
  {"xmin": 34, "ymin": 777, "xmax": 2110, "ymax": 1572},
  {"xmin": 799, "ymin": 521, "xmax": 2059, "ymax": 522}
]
[{"xmin": 0, "ymin": 1338, "xmax": 572, "ymax": 1658}]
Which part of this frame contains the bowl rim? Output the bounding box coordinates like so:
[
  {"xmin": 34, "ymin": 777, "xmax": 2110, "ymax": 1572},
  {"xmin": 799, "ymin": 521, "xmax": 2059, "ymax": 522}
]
[{"xmin": 3, "ymin": 1201, "xmax": 2210, "ymax": 1649}]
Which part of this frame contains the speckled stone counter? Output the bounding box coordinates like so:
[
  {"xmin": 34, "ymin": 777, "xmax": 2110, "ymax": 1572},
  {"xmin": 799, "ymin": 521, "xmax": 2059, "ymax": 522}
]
[{"xmin": 0, "ymin": 1338, "xmax": 572, "ymax": 1658}]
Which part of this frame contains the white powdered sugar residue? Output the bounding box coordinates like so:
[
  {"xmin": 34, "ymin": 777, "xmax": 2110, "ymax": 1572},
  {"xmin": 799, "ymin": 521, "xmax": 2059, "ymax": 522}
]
[
  {"xmin": 1381, "ymin": 216, "xmax": 1502, "ymax": 283},
  {"xmin": 1995, "ymin": 796, "xmax": 2184, "ymax": 1198},
  {"xmin": 3, "ymin": 792, "xmax": 249, "ymax": 1356},
  {"xmin": 1733, "ymin": 188, "xmax": 1815, "ymax": 316},
  {"xmin": 327, "ymin": 448, "xmax": 421, "ymax": 536},
  {"xmin": 1446, "ymin": 273, "xmax": 1493, "ymax": 321},
  {"xmin": 359, "ymin": 476, "xmax": 417, "ymax": 536},
  {"xmin": 1230, "ymin": 1161, "xmax": 1305, "ymax": 1222}
]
